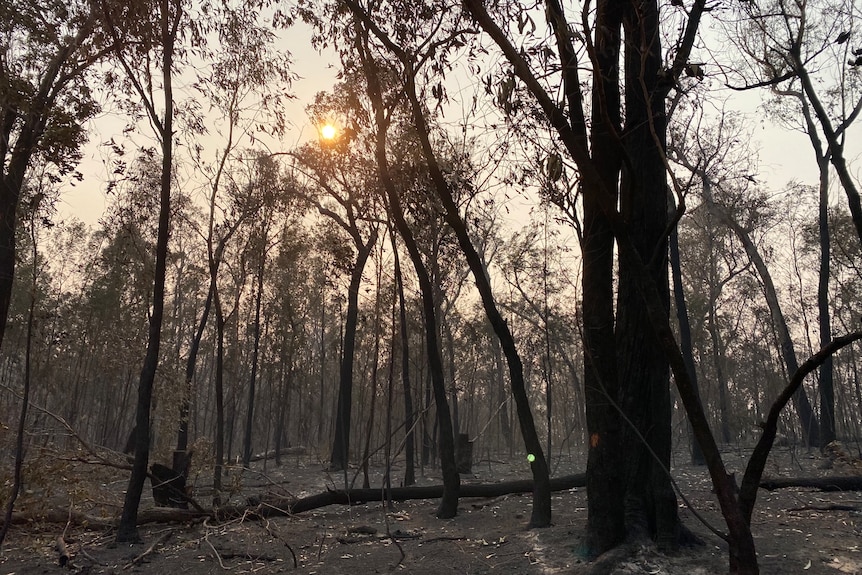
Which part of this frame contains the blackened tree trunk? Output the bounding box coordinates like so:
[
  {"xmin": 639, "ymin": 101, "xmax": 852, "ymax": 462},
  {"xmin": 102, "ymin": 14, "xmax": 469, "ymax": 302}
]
[
  {"xmin": 670, "ymin": 228, "xmax": 705, "ymax": 465},
  {"xmin": 392, "ymin": 231, "xmax": 416, "ymax": 486},
  {"xmin": 114, "ymin": 0, "xmax": 177, "ymax": 542},
  {"xmin": 614, "ymin": 0, "xmax": 679, "ymax": 550},
  {"xmin": 329, "ymin": 230, "xmax": 378, "ymax": 472},
  {"xmin": 579, "ymin": 0, "xmax": 627, "ymax": 553},
  {"xmin": 355, "ymin": 32, "xmax": 459, "ymax": 517},
  {"xmin": 816, "ymin": 157, "xmax": 835, "ymax": 447},
  {"xmin": 401, "ymin": 70, "xmax": 551, "ymax": 527}
]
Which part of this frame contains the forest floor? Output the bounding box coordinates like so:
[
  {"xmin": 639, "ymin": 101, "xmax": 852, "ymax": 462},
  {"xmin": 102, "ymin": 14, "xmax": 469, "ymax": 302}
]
[{"xmin": 1, "ymin": 445, "xmax": 861, "ymax": 574}]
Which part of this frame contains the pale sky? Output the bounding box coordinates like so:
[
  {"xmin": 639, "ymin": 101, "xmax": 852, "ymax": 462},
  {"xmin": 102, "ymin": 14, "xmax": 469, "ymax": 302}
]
[{"xmin": 53, "ymin": 20, "xmax": 862, "ymax": 231}]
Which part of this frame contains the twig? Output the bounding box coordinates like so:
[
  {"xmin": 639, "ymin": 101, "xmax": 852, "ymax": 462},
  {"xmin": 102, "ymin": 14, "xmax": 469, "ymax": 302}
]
[
  {"xmin": 261, "ymin": 516, "xmax": 298, "ymax": 568},
  {"xmin": 204, "ymin": 534, "xmax": 230, "ymax": 570},
  {"xmin": 383, "ymin": 498, "xmax": 405, "ymax": 567},
  {"xmin": 122, "ymin": 530, "xmax": 173, "ymax": 570},
  {"xmin": 79, "ymin": 547, "xmax": 106, "ymax": 566},
  {"xmin": 317, "ymin": 528, "xmax": 327, "ymax": 561}
]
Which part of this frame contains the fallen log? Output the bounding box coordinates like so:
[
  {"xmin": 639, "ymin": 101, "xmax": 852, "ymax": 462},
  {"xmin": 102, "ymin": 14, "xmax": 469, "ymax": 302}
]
[
  {"xmin": 1, "ymin": 473, "xmax": 586, "ymax": 527},
  {"xmin": 250, "ymin": 473, "xmax": 586, "ymax": 515},
  {"xmin": 760, "ymin": 476, "xmax": 862, "ymax": 492},
  {"xmin": 248, "ymin": 446, "xmax": 307, "ymax": 463}
]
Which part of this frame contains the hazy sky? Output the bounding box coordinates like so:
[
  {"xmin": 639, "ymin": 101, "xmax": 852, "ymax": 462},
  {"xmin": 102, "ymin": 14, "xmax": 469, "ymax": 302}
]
[{"xmin": 53, "ymin": 20, "xmax": 862, "ymax": 230}]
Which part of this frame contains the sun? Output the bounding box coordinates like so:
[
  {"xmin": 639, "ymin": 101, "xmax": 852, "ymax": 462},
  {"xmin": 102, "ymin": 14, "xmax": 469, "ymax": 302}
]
[{"xmin": 320, "ymin": 124, "xmax": 337, "ymax": 140}]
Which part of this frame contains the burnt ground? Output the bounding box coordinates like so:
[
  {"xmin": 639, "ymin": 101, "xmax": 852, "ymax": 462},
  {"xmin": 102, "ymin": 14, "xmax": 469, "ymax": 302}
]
[{"xmin": 1, "ymin": 446, "xmax": 860, "ymax": 574}]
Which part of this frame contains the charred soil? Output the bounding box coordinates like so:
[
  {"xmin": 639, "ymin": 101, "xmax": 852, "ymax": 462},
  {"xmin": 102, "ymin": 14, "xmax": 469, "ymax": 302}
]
[{"xmin": 1, "ymin": 447, "xmax": 861, "ymax": 574}]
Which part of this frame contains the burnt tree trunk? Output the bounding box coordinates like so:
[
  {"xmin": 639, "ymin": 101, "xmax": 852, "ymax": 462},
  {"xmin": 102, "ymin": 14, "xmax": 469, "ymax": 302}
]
[
  {"xmin": 615, "ymin": 0, "xmax": 680, "ymax": 550},
  {"xmin": 816, "ymin": 157, "xmax": 834, "ymax": 447},
  {"xmin": 579, "ymin": 0, "xmax": 626, "ymax": 554},
  {"xmin": 357, "ymin": 30, "xmax": 459, "ymax": 517},
  {"xmin": 392, "ymin": 231, "xmax": 416, "ymax": 487},
  {"xmin": 402, "ymin": 70, "xmax": 551, "ymax": 527},
  {"xmin": 329, "ymin": 230, "xmax": 378, "ymax": 472},
  {"xmin": 670, "ymin": 228, "xmax": 705, "ymax": 465},
  {"xmin": 115, "ymin": 20, "xmax": 174, "ymax": 541}
]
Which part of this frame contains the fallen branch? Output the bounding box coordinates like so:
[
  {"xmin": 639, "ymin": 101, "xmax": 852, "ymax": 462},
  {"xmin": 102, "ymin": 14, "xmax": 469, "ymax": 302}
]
[
  {"xmin": 123, "ymin": 530, "xmax": 173, "ymax": 569},
  {"xmin": 56, "ymin": 535, "xmax": 71, "ymax": 566},
  {"xmin": 760, "ymin": 476, "xmax": 862, "ymax": 492},
  {"xmin": 788, "ymin": 504, "xmax": 861, "ymax": 512}
]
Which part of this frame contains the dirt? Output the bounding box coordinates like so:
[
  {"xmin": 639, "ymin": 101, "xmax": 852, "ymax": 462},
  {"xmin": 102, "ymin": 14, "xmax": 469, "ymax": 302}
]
[{"xmin": 1, "ymin": 447, "xmax": 860, "ymax": 574}]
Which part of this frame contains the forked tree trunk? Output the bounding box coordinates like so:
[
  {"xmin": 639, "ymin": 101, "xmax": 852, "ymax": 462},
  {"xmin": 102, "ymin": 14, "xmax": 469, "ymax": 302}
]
[
  {"xmin": 402, "ymin": 72, "xmax": 551, "ymax": 527},
  {"xmin": 356, "ymin": 29, "xmax": 459, "ymax": 517}
]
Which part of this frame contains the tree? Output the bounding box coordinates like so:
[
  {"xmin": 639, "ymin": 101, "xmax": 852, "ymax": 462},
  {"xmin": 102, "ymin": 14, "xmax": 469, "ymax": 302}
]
[
  {"xmin": 0, "ymin": 177, "xmax": 49, "ymax": 548},
  {"xmin": 725, "ymin": 0, "xmax": 862, "ymax": 446},
  {"xmin": 339, "ymin": 0, "xmax": 553, "ymax": 526},
  {"xmin": 289, "ymin": 93, "xmax": 381, "ymax": 474},
  {"xmin": 0, "ymin": 0, "xmax": 102, "ymax": 349},
  {"xmin": 346, "ymin": 31, "xmax": 461, "ymax": 516},
  {"xmin": 672, "ymin": 112, "xmax": 822, "ymax": 447},
  {"xmin": 99, "ymin": 0, "xmax": 185, "ymax": 543},
  {"xmin": 728, "ymin": 0, "xmax": 862, "ymax": 245},
  {"xmin": 173, "ymin": 0, "xmax": 293, "ymax": 475},
  {"xmin": 241, "ymin": 157, "xmax": 285, "ymax": 467},
  {"xmin": 461, "ymin": 0, "xmax": 782, "ymax": 569}
]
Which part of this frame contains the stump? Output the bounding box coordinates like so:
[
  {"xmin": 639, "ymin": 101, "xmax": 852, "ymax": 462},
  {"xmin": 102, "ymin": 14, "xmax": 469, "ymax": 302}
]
[{"xmin": 150, "ymin": 463, "xmax": 188, "ymax": 508}]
